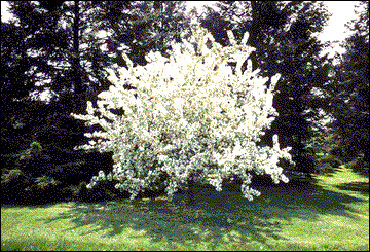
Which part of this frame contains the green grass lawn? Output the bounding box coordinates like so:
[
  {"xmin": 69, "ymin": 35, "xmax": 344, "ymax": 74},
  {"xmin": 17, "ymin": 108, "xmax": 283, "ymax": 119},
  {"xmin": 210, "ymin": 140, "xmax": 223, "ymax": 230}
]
[{"xmin": 1, "ymin": 166, "xmax": 368, "ymax": 251}]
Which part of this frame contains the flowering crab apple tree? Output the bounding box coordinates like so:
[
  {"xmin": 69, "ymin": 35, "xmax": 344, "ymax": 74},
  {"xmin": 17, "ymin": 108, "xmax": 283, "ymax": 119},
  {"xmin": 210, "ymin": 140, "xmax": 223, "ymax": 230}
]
[{"xmin": 71, "ymin": 27, "xmax": 295, "ymax": 201}]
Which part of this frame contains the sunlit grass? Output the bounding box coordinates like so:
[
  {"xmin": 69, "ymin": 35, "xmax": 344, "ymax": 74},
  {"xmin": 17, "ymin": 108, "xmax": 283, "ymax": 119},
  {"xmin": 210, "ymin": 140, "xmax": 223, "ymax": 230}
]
[{"xmin": 1, "ymin": 166, "xmax": 368, "ymax": 251}]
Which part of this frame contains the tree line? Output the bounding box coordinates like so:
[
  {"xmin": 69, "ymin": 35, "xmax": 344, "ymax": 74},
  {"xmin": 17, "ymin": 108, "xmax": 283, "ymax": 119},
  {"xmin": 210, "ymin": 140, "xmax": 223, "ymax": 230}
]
[{"xmin": 1, "ymin": 1, "xmax": 368, "ymax": 205}]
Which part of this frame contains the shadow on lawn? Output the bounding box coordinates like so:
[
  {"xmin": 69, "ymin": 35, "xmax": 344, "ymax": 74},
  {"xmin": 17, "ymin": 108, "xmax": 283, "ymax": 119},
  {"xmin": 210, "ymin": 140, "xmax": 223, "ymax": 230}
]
[
  {"xmin": 41, "ymin": 180, "xmax": 366, "ymax": 249},
  {"xmin": 336, "ymin": 181, "xmax": 369, "ymax": 195}
]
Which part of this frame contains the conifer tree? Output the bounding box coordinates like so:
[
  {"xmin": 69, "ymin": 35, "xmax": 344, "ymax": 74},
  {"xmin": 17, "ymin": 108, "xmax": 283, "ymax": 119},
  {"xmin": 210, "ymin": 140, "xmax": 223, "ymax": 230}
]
[{"xmin": 198, "ymin": 1, "xmax": 331, "ymax": 175}]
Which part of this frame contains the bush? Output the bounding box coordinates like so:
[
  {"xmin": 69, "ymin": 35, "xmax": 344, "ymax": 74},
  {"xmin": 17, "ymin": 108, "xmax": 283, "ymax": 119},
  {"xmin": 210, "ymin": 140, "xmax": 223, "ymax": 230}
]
[
  {"xmin": 1, "ymin": 169, "xmax": 32, "ymax": 204},
  {"xmin": 2, "ymin": 169, "xmax": 66, "ymax": 205},
  {"xmin": 72, "ymin": 27, "xmax": 295, "ymax": 202}
]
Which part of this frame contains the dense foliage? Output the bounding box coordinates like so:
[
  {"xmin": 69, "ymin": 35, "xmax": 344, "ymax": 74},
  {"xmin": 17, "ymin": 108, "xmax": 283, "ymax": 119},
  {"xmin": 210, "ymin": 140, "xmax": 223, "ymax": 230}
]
[
  {"xmin": 1, "ymin": 1, "xmax": 366, "ymax": 205},
  {"xmin": 198, "ymin": 1, "xmax": 331, "ymax": 175},
  {"xmin": 1, "ymin": 1, "xmax": 192, "ymax": 205},
  {"xmin": 327, "ymin": 1, "xmax": 369, "ymax": 165},
  {"xmin": 72, "ymin": 27, "xmax": 294, "ymax": 201}
]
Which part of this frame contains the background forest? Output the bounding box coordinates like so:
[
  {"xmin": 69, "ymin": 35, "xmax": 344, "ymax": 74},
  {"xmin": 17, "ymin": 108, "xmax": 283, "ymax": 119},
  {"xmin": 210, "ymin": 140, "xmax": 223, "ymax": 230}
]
[{"xmin": 1, "ymin": 1, "xmax": 368, "ymax": 205}]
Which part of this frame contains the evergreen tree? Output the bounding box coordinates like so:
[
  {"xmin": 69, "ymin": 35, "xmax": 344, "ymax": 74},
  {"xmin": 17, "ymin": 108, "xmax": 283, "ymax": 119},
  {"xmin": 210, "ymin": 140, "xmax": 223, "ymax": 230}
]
[
  {"xmin": 327, "ymin": 1, "xmax": 369, "ymax": 163},
  {"xmin": 1, "ymin": 1, "xmax": 193, "ymax": 204},
  {"xmin": 89, "ymin": 1, "xmax": 192, "ymax": 67},
  {"xmin": 1, "ymin": 21, "xmax": 35, "ymax": 156},
  {"xmin": 198, "ymin": 1, "xmax": 331, "ymax": 175},
  {"xmin": 1, "ymin": 1, "xmax": 116, "ymax": 204}
]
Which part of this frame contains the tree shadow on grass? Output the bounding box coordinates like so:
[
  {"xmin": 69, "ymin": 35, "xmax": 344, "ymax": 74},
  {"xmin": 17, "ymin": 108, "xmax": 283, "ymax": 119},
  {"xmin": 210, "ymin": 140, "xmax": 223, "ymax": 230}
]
[
  {"xmin": 40, "ymin": 180, "xmax": 366, "ymax": 249},
  {"xmin": 336, "ymin": 182, "xmax": 369, "ymax": 195}
]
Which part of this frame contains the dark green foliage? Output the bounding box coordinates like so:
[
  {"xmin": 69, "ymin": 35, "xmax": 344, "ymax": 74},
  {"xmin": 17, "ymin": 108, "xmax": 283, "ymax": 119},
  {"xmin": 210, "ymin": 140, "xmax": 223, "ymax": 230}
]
[
  {"xmin": 4, "ymin": 1, "xmax": 356, "ymax": 204},
  {"xmin": 325, "ymin": 1, "xmax": 369, "ymax": 164},
  {"xmin": 1, "ymin": 169, "xmax": 66, "ymax": 205},
  {"xmin": 30, "ymin": 175, "xmax": 64, "ymax": 204},
  {"xmin": 0, "ymin": 97, "xmax": 116, "ymax": 205},
  {"xmin": 1, "ymin": 169, "xmax": 32, "ymax": 204},
  {"xmin": 314, "ymin": 155, "xmax": 342, "ymax": 175},
  {"xmin": 199, "ymin": 1, "xmax": 331, "ymax": 175},
  {"xmin": 1, "ymin": 22, "xmax": 34, "ymax": 104},
  {"xmin": 1, "ymin": 1, "xmax": 119, "ymax": 205},
  {"xmin": 3, "ymin": 1, "xmax": 125, "ymax": 101},
  {"xmin": 13, "ymin": 142, "xmax": 48, "ymax": 176},
  {"xmin": 5, "ymin": 1, "xmax": 73, "ymax": 97},
  {"xmin": 347, "ymin": 157, "xmax": 369, "ymax": 177},
  {"xmin": 46, "ymin": 161, "xmax": 86, "ymax": 185},
  {"xmin": 304, "ymin": 130, "xmax": 343, "ymax": 174},
  {"xmin": 71, "ymin": 181, "xmax": 130, "ymax": 203},
  {"xmin": 1, "ymin": 1, "xmax": 194, "ymax": 205},
  {"xmin": 90, "ymin": 1, "xmax": 191, "ymax": 67}
]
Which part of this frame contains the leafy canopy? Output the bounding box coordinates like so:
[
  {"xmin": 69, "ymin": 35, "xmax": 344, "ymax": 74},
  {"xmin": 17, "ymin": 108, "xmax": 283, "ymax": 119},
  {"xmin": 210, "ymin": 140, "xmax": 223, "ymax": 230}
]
[{"xmin": 72, "ymin": 27, "xmax": 294, "ymax": 201}]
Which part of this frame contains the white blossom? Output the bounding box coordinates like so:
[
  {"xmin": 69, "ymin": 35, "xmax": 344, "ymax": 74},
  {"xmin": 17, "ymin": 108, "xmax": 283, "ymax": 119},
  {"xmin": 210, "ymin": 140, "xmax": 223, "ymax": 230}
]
[{"xmin": 71, "ymin": 27, "xmax": 294, "ymax": 201}]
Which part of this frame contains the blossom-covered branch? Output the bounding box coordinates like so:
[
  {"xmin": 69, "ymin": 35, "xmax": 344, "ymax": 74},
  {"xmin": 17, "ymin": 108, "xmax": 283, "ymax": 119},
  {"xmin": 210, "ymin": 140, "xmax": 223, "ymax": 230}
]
[{"xmin": 71, "ymin": 27, "xmax": 294, "ymax": 201}]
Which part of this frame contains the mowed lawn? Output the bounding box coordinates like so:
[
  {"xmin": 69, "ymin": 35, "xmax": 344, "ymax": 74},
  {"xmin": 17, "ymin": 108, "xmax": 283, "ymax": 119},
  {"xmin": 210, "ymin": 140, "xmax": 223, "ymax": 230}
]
[{"xmin": 1, "ymin": 166, "xmax": 368, "ymax": 251}]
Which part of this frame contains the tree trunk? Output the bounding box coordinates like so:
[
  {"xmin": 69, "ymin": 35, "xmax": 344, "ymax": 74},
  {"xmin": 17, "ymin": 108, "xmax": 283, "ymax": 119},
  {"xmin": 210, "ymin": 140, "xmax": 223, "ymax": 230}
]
[
  {"xmin": 72, "ymin": 0, "xmax": 82, "ymax": 95},
  {"xmin": 248, "ymin": 1, "xmax": 262, "ymax": 72},
  {"xmin": 185, "ymin": 179, "xmax": 195, "ymax": 206}
]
